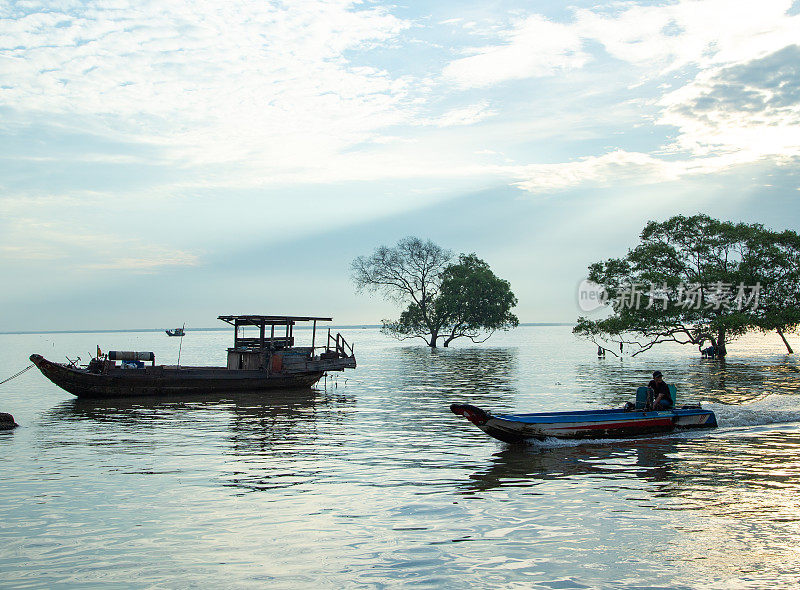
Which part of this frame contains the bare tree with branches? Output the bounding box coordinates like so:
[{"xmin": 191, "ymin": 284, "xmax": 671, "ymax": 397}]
[{"xmin": 352, "ymin": 238, "xmax": 518, "ymax": 348}]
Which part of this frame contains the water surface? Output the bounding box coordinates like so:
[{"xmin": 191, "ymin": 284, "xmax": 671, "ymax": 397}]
[{"xmin": 2, "ymin": 327, "xmax": 799, "ymax": 588}]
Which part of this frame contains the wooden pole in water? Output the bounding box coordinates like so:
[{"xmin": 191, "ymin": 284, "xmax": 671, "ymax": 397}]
[
  {"xmin": 177, "ymin": 333, "xmax": 184, "ymax": 368},
  {"xmin": 312, "ymin": 320, "xmax": 317, "ymax": 352}
]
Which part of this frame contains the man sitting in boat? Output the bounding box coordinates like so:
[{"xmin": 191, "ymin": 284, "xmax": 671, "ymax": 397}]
[{"xmin": 648, "ymin": 370, "xmax": 673, "ymax": 410}]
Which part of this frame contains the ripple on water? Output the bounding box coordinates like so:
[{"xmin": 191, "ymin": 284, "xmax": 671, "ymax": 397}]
[{"xmin": 1, "ymin": 327, "xmax": 800, "ymax": 588}]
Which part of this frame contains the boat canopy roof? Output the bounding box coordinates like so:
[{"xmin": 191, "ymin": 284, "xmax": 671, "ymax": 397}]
[{"xmin": 217, "ymin": 315, "xmax": 333, "ymax": 327}]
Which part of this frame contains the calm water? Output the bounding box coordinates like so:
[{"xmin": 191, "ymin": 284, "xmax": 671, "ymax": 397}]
[{"xmin": 2, "ymin": 326, "xmax": 800, "ymax": 589}]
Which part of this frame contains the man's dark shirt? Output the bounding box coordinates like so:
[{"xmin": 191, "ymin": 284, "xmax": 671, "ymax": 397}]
[{"xmin": 648, "ymin": 380, "xmax": 672, "ymax": 405}]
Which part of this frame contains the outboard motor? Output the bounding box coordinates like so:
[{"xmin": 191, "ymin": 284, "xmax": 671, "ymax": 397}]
[{"xmin": 635, "ymin": 386, "xmax": 652, "ymax": 410}]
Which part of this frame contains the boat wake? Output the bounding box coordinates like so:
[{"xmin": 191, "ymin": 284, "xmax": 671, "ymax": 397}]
[{"xmin": 704, "ymin": 393, "xmax": 800, "ymax": 429}]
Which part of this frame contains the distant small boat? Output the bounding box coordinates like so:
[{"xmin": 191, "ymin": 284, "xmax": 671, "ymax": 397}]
[
  {"xmin": 166, "ymin": 325, "xmax": 185, "ymax": 337},
  {"xmin": 0, "ymin": 412, "xmax": 18, "ymax": 430},
  {"xmin": 451, "ymin": 385, "xmax": 717, "ymax": 443}
]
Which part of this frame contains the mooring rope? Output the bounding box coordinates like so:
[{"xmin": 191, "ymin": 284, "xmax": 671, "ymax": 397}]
[{"xmin": 0, "ymin": 364, "xmax": 33, "ymax": 386}]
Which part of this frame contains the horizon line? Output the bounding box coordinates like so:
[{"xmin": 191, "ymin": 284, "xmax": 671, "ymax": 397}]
[{"xmin": 0, "ymin": 322, "xmax": 576, "ymax": 336}]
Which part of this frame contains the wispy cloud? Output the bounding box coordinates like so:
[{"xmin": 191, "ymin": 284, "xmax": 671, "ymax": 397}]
[
  {"xmin": 511, "ymin": 149, "xmax": 779, "ymax": 194},
  {"xmin": 2, "ymin": 0, "xmax": 800, "ymax": 330},
  {"xmin": 660, "ymin": 44, "xmax": 800, "ymax": 158},
  {"xmin": 416, "ymin": 101, "xmax": 496, "ymax": 127},
  {"xmin": 574, "ymin": 0, "xmax": 800, "ymax": 74},
  {"xmin": 0, "ymin": 212, "xmax": 199, "ymax": 271},
  {"xmin": 437, "ymin": 1, "xmax": 800, "ymax": 193},
  {"xmin": 442, "ymin": 15, "xmax": 589, "ymax": 88},
  {"xmin": 3, "ymin": 0, "xmax": 798, "ymax": 194},
  {"xmin": 0, "ymin": 0, "xmax": 413, "ymax": 175},
  {"xmin": 513, "ymin": 150, "xmax": 672, "ymax": 193}
]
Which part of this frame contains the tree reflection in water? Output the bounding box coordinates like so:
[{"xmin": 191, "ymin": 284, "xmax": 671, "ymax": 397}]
[{"xmin": 392, "ymin": 346, "xmax": 518, "ymax": 401}]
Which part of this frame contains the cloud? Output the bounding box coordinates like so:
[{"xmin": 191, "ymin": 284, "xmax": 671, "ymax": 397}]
[
  {"xmin": 511, "ymin": 149, "xmax": 786, "ymax": 194},
  {"xmin": 2, "ymin": 0, "xmax": 799, "ymax": 211},
  {"xmin": 577, "ymin": 0, "xmax": 800, "ymax": 74},
  {"xmin": 451, "ymin": 3, "xmax": 800, "ymax": 193},
  {"xmin": 83, "ymin": 250, "xmax": 200, "ymax": 271},
  {"xmin": 513, "ymin": 150, "xmax": 675, "ymax": 193},
  {"xmin": 0, "ymin": 211, "xmax": 199, "ymax": 271},
  {"xmin": 416, "ymin": 101, "xmax": 496, "ymax": 127},
  {"xmin": 442, "ymin": 15, "xmax": 589, "ymax": 88},
  {"xmin": 515, "ymin": 41, "xmax": 800, "ymax": 194},
  {"xmin": 660, "ymin": 45, "xmax": 800, "ymax": 158},
  {"xmin": 0, "ymin": 0, "xmax": 413, "ymax": 176},
  {"xmin": 441, "ymin": 1, "xmax": 800, "ymax": 86}
]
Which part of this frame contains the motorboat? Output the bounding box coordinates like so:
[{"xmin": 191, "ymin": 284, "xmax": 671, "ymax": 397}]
[{"xmin": 451, "ymin": 386, "xmax": 716, "ymax": 443}]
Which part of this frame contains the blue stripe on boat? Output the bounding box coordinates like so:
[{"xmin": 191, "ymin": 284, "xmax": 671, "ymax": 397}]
[{"xmin": 495, "ymin": 408, "xmax": 709, "ymax": 424}]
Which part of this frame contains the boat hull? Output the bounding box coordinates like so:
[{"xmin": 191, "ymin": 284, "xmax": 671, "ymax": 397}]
[
  {"xmin": 30, "ymin": 354, "xmax": 332, "ymax": 398},
  {"xmin": 451, "ymin": 404, "xmax": 717, "ymax": 443}
]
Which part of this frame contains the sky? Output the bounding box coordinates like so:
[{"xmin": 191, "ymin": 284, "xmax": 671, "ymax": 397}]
[{"xmin": 1, "ymin": 0, "xmax": 799, "ymax": 331}]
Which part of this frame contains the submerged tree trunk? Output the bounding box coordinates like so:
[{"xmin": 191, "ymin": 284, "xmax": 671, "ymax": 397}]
[
  {"xmin": 715, "ymin": 328, "xmax": 728, "ymax": 357},
  {"xmin": 777, "ymin": 327, "xmax": 794, "ymax": 354},
  {"xmin": 428, "ymin": 329, "xmax": 438, "ymax": 348}
]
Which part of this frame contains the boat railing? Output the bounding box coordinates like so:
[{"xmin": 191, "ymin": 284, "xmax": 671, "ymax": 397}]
[
  {"xmin": 232, "ymin": 331, "xmax": 353, "ymax": 359},
  {"xmin": 314, "ymin": 330, "xmax": 354, "ymax": 358}
]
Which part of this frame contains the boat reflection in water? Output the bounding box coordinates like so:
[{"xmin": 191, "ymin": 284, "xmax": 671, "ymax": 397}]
[
  {"xmin": 43, "ymin": 389, "xmax": 355, "ymax": 493},
  {"xmin": 461, "ymin": 430, "xmax": 800, "ymax": 539},
  {"xmin": 461, "ymin": 438, "xmax": 681, "ymax": 495}
]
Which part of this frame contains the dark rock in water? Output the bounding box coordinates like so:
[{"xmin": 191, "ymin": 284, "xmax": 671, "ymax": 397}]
[{"xmin": 0, "ymin": 412, "xmax": 18, "ymax": 430}]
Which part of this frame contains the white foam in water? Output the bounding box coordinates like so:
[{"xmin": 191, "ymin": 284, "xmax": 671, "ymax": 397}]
[
  {"xmin": 525, "ymin": 433, "xmax": 704, "ymax": 449},
  {"xmin": 527, "ymin": 436, "xmax": 628, "ymax": 449},
  {"xmin": 705, "ymin": 394, "xmax": 800, "ymax": 429}
]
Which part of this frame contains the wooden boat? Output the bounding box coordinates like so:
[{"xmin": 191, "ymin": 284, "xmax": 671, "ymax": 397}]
[
  {"xmin": 451, "ymin": 386, "xmax": 717, "ymax": 443},
  {"xmin": 166, "ymin": 325, "xmax": 185, "ymax": 337},
  {"xmin": 31, "ymin": 315, "xmax": 356, "ymax": 398}
]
